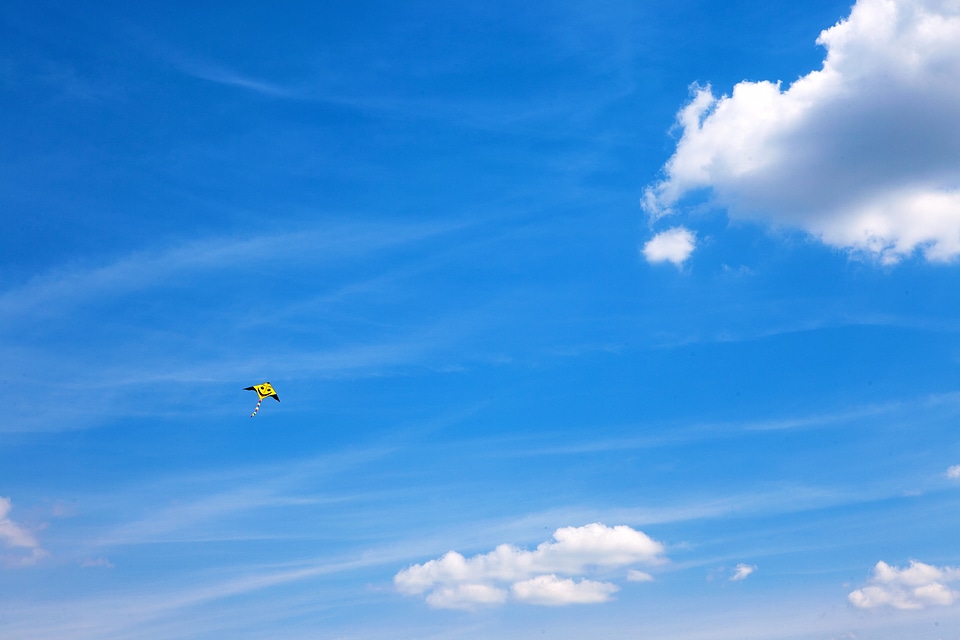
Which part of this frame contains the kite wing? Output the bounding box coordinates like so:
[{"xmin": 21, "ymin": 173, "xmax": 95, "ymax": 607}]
[
  {"xmin": 244, "ymin": 383, "xmax": 279, "ymax": 402},
  {"xmin": 244, "ymin": 382, "xmax": 280, "ymax": 417}
]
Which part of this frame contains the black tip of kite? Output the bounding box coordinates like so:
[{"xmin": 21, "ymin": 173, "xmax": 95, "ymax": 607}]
[
  {"xmin": 273, "ymin": 395, "xmax": 280, "ymax": 402},
  {"xmin": 244, "ymin": 386, "xmax": 255, "ymax": 391}
]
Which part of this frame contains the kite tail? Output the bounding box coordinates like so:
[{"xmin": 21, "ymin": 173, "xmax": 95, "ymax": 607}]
[{"xmin": 250, "ymin": 397, "xmax": 264, "ymax": 418}]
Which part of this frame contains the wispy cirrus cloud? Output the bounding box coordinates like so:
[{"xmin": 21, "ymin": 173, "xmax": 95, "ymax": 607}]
[
  {"xmin": 644, "ymin": 0, "xmax": 960, "ymax": 263},
  {"xmin": 730, "ymin": 563, "xmax": 756, "ymax": 581},
  {"xmin": 180, "ymin": 61, "xmax": 293, "ymax": 97},
  {"xmin": 394, "ymin": 523, "xmax": 665, "ymax": 609},
  {"xmin": 83, "ymin": 446, "xmax": 395, "ymax": 549},
  {"xmin": 0, "ymin": 219, "xmax": 462, "ymax": 320},
  {"xmin": 138, "ymin": 32, "xmax": 299, "ymax": 99},
  {"xmin": 80, "ymin": 557, "xmax": 114, "ymax": 569},
  {"xmin": 0, "ymin": 550, "xmax": 405, "ymax": 640},
  {"xmin": 626, "ymin": 568, "xmax": 654, "ymax": 582},
  {"xmin": 0, "ymin": 218, "xmax": 473, "ymax": 431}
]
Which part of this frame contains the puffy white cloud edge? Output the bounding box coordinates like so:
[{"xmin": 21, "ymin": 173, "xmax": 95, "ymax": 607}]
[
  {"xmin": 946, "ymin": 464, "xmax": 960, "ymax": 479},
  {"xmin": 0, "ymin": 497, "xmax": 47, "ymax": 566},
  {"xmin": 644, "ymin": 0, "xmax": 960, "ymax": 264},
  {"xmin": 394, "ymin": 523, "xmax": 665, "ymax": 609},
  {"xmin": 849, "ymin": 560, "xmax": 960, "ymax": 609},
  {"xmin": 642, "ymin": 227, "xmax": 696, "ymax": 267},
  {"xmin": 511, "ymin": 574, "xmax": 619, "ymax": 606}
]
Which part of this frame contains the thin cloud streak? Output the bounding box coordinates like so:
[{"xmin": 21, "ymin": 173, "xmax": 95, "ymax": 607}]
[
  {"xmin": 74, "ymin": 446, "xmax": 397, "ymax": 549},
  {"xmin": 185, "ymin": 63, "xmax": 295, "ymax": 98},
  {"xmin": 154, "ymin": 38, "xmax": 639, "ymax": 142},
  {"xmin": 504, "ymin": 395, "xmax": 934, "ymax": 457},
  {"xmin": 0, "ymin": 551, "xmax": 403, "ymax": 640},
  {"xmin": 0, "ymin": 219, "xmax": 465, "ymax": 321},
  {"xmin": 0, "ymin": 311, "xmax": 492, "ymax": 433}
]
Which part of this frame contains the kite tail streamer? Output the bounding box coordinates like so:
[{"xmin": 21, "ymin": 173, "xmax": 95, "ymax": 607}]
[{"xmin": 250, "ymin": 397, "xmax": 264, "ymax": 418}]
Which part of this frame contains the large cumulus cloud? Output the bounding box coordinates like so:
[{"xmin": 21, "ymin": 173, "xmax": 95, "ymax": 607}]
[
  {"xmin": 644, "ymin": 0, "xmax": 960, "ymax": 264},
  {"xmin": 394, "ymin": 523, "xmax": 665, "ymax": 609},
  {"xmin": 849, "ymin": 560, "xmax": 960, "ymax": 609}
]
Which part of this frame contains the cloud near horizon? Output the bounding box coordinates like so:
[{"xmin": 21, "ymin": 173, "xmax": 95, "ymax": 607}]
[
  {"xmin": 0, "ymin": 497, "xmax": 47, "ymax": 566},
  {"xmin": 644, "ymin": 0, "xmax": 960, "ymax": 264},
  {"xmin": 394, "ymin": 523, "xmax": 665, "ymax": 609},
  {"xmin": 849, "ymin": 560, "xmax": 960, "ymax": 609}
]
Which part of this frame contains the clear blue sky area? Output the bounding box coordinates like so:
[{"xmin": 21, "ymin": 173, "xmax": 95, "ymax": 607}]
[{"xmin": 3, "ymin": 1, "xmax": 960, "ymax": 638}]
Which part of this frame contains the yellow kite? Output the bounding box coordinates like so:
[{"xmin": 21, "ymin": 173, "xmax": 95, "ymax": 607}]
[{"xmin": 244, "ymin": 382, "xmax": 280, "ymax": 417}]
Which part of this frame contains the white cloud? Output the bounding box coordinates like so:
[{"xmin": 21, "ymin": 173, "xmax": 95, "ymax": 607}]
[
  {"xmin": 627, "ymin": 569, "xmax": 654, "ymax": 582},
  {"xmin": 511, "ymin": 574, "xmax": 618, "ymax": 605},
  {"xmin": 947, "ymin": 464, "xmax": 960, "ymax": 479},
  {"xmin": 730, "ymin": 563, "xmax": 756, "ymax": 581},
  {"xmin": 0, "ymin": 498, "xmax": 36, "ymax": 548},
  {"xmin": 394, "ymin": 523, "xmax": 665, "ymax": 608},
  {"xmin": 0, "ymin": 497, "xmax": 47, "ymax": 566},
  {"xmin": 849, "ymin": 560, "xmax": 960, "ymax": 609},
  {"xmin": 644, "ymin": 0, "xmax": 960, "ymax": 264},
  {"xmin": 424, "ymin": 584, "xmax": 508, "ymax": 610},
  {"xmin": 80, "ymin": 557, "xmax": 115, "ymax": 569},
  {"xmin": 642, "ymin": 227, "xmax": 696, "ymax": 266}
]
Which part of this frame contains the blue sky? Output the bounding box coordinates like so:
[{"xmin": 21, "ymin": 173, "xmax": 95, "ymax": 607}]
[{"xmin": 3, "ymin": 0, "xmax": 960, "ymax": 637}]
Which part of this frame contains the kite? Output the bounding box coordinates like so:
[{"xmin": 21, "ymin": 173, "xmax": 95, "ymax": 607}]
[{"xmin": 244, "ymin": 382, "xmax": 279, "ymax": 417}]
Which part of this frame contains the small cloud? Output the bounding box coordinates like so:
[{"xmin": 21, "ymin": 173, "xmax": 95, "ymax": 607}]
[
  {"xmin": 627, "ymin": 569, "xmax": 654, "ymax": 582},
  {"xmin": 642, "ymin": 227, "xmax": 696, "ymax": 267},
  {"xmin": 49, "ymin": 502, "xmax": 76, "ymax": 518},
  {"xmin": 0, "ymin": 496, "xmax": 47, "ymax": 566},
  {"xmin": 80, "ymin": 557, "xmax": 114, "ymax": 569},
  {"xmin": 511, "ymin": 575, "xmax": 618, "ymax": 606},
  {"xmin": 394, "ymin": 523, "xmax": 666, "ymax": 608},
  {"xmin": 730, "ymin": 563, "xmax": 757, "ymax": 581},
  {"xmin": 849, "ymin": 560, "xmax": 960, "ymax": 610},
  {"xmin": 946, "ymin": 465, "xmax": 960, "ymax": 479},
  {"xmin": 721, "ymin": 264, "xmax": 754, "ymax": 277}
]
